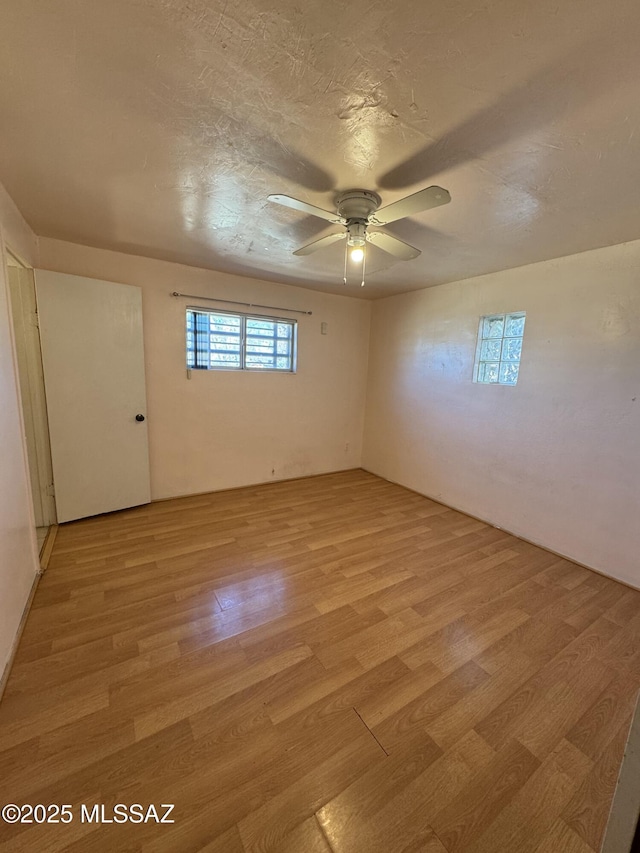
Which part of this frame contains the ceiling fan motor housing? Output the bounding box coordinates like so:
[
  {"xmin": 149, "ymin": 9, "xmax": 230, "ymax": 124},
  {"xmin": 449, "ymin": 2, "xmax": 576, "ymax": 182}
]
[
  {"xmin": 336, "ymin": 190, "xmax": 381, "ymax": 222},
  {"xmin": 336, "ymin": 190, "xmax": 381, "ymax": 247}
]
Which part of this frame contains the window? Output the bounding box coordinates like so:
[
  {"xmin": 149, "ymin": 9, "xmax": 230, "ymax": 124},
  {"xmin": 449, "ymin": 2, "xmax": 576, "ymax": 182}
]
[
  {"xmin": 473, "ymin": 312, "xmax": 526, "ymax": 385},
  {"xmin": 186, "ymin": 308, "xmax": 296, "ymax": 372}
]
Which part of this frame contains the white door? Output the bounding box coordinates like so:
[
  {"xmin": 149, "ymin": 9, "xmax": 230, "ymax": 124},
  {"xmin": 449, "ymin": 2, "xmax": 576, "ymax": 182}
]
[{"xmin": 35, "ymin": 270, "xmax": 150, "ymax": 523}]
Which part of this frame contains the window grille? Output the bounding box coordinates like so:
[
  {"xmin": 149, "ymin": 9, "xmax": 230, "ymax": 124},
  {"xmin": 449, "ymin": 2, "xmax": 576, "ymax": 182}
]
[{"xmin": 186, "ymin": 309, "xmax": 296, "ymax": 372}]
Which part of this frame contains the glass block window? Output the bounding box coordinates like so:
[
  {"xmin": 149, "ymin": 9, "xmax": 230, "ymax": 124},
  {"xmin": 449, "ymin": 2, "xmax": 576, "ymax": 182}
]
[
  {"xmin": 473, "ymin": 312, "xmax": 526, "ymax": 385},
  {"xmin": 186, "ymin": 308, "xmax": 296, "ymax": 372}
]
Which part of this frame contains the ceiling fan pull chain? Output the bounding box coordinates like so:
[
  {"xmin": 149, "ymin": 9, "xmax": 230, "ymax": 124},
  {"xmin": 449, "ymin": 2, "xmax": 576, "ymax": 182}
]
[
  {"xmin": 343, "ymin": 240, "xmax": 348, "ymax": 285},
  {"xmin": 361, "ymin": 245, "xmax": 366, "ymax": 287}
]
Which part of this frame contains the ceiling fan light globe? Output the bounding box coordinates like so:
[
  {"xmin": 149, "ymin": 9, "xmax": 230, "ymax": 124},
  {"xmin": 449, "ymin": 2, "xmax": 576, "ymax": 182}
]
[
  {"xmin": 346, "ymin": 220, "xmax": 367, "ymax": 248},
  {"xmin": 350, "ymin": 248, "xmax": 364, "ymax": 263}
]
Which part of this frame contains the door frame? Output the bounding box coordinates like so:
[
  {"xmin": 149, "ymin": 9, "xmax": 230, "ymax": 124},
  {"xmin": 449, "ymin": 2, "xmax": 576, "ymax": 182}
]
[{"xmin": 5, "ymin": 252, "xmax": 57, "ymax": 531}]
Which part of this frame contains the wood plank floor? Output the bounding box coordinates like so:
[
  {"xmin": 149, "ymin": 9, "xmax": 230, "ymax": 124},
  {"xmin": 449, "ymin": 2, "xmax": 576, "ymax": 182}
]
[{"xmin": 1, "ymin": 469, "xmax": 639, "ymax": 852}]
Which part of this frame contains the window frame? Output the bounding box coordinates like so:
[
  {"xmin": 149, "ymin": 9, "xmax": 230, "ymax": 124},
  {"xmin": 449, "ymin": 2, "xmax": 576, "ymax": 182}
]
[
  {"xmin": 186, "ymin": 306, "xmax": 297, "ymax": 373},
  {"xmin": 473, "ymin": 311, "xmax": 526, "ymax": 386}
]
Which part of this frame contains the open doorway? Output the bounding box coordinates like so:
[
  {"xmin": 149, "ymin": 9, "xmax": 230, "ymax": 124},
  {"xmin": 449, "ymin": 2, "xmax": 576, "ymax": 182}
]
[{"xmin": 6, "ymin": 253, "xmax": 56, "ymax": 555}]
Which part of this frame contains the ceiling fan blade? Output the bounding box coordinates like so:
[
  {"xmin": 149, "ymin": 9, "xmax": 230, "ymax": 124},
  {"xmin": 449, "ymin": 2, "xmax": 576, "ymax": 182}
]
[
  {"xmin": 293, "ymin": 231, "xmax": 346, "ymax": 256},
  {"xmin": 268, "ymin": 194, "xmax": 344, "ymax": 224},
  {"xmin": 366, "ymin": 230, "xmax": 421, "ymax": 260},
  {"xmin": 371, "ymin": 186, "xmax": 451, "ymax": 225}
]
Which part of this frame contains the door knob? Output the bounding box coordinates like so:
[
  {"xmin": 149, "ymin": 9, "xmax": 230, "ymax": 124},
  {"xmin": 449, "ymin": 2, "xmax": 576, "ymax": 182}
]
[{"xmin": 135, "ymin": 414, "xmax": 145, "ymax": 422}]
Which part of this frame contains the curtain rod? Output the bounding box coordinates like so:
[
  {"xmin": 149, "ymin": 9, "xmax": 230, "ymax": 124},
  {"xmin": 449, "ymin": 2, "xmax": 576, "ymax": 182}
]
[{"xmin": 171, "ymin": 291, "xmax": 312, "ymax": 316}]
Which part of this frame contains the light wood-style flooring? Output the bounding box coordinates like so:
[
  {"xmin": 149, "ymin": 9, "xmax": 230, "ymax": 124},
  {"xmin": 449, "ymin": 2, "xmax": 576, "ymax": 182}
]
[{"xmin": 1, "ymin": 469, "xmax": 639, "ymax": 852}]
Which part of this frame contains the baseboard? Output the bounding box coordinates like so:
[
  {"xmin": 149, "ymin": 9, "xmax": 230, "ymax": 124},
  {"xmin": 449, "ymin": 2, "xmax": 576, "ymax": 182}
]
[
  {"xmin": 361, "ymin": 468, "xmax": 640, "ymax": 594},
  {"xmin": 39, "ymin": 524, "xmax": 58, "ymax": 572},
  {"xmin": 0, "ymin": 569, "xmax": 42, "ymax": 705},
  {"xmin": 150, "ymin": 467, "xmax": 363, "ymax": 504}
]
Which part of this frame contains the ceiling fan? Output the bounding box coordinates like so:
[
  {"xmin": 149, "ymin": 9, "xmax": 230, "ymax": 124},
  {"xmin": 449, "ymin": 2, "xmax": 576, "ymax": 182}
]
[{"xmin": 267, "ymin": 185, "xmax": 451, "ymax": 285}]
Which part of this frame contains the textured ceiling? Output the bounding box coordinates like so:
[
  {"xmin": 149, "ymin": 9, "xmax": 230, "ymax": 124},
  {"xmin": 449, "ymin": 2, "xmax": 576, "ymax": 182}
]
[{"xmin": 2, "ymin": 0, "xmax": 640, "ymax": 298}]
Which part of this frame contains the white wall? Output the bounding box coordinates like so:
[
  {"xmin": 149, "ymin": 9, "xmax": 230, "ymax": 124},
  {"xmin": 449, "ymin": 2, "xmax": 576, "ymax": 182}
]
[
  {"xmin": 362, "ymin": 240, "xmax": 640, "ymax": 587},
  {"xmin": 0, "ymin": 181, "xmax": 40, "ymax": 677},
  {"xmin": 38, "ymin": 238, "xmax": 371, "ymax": 499}
]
